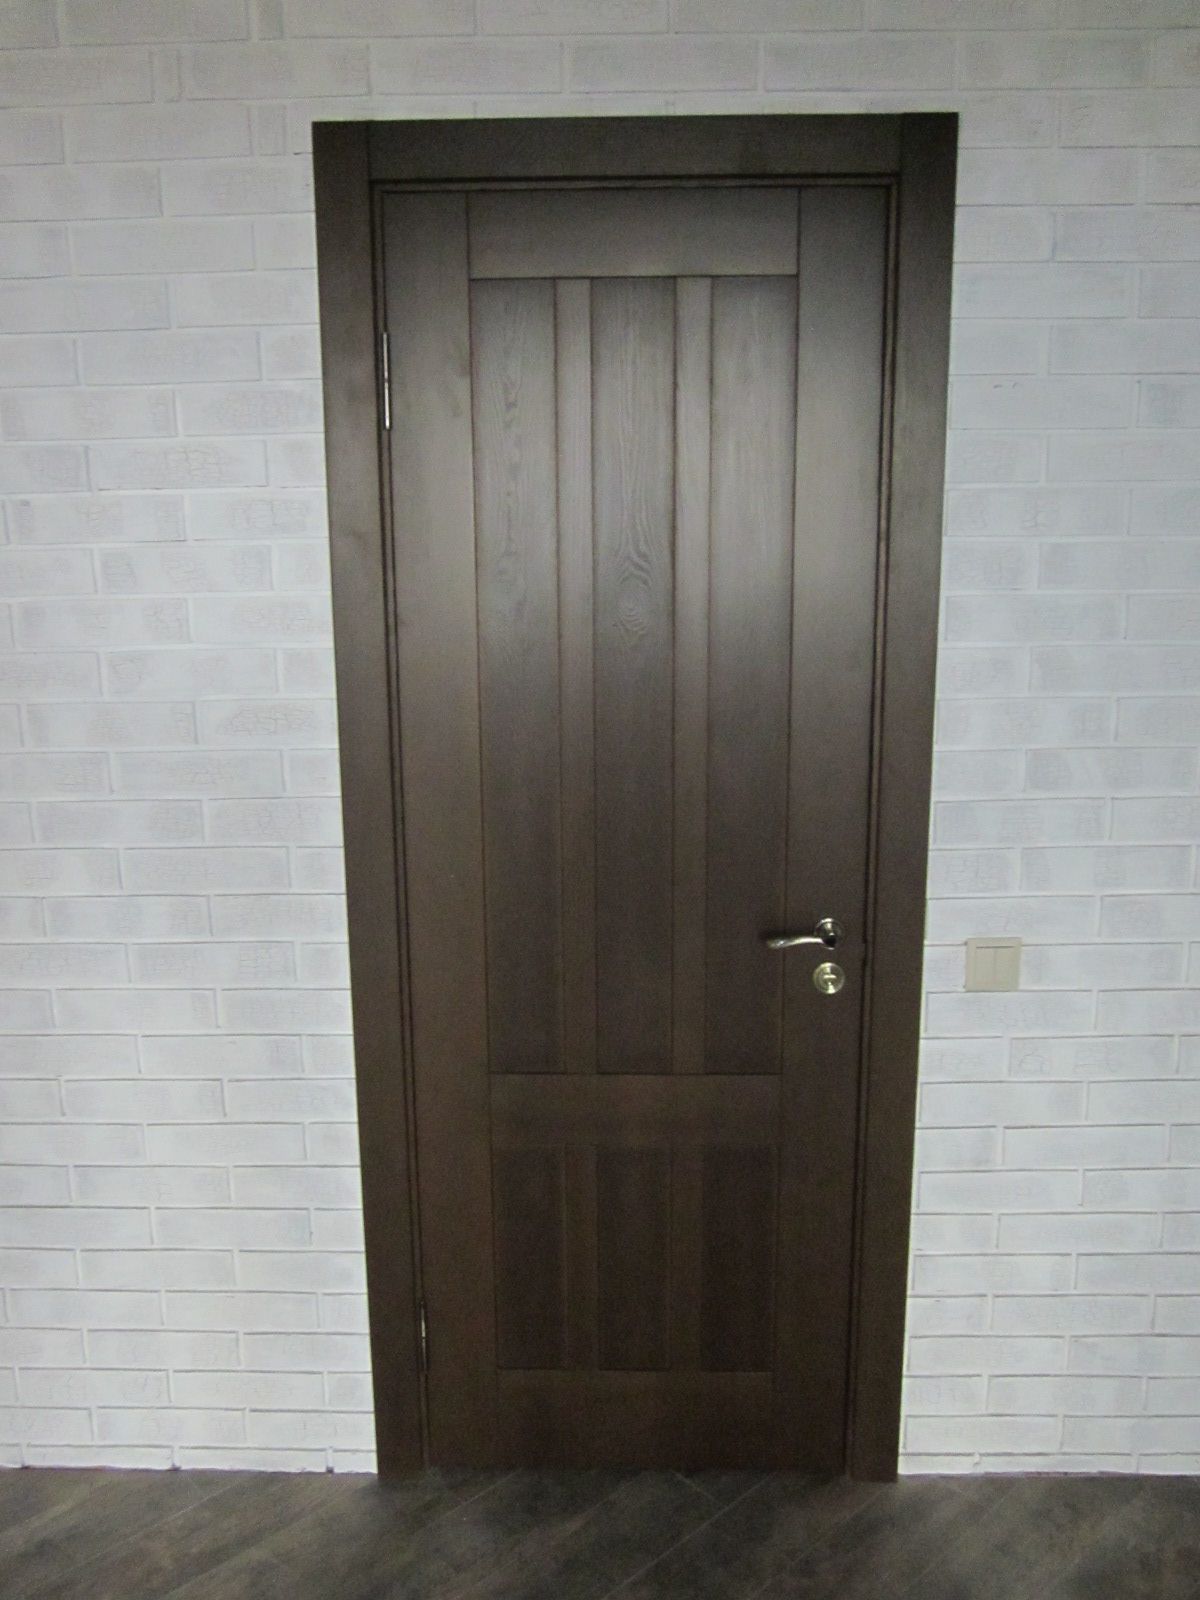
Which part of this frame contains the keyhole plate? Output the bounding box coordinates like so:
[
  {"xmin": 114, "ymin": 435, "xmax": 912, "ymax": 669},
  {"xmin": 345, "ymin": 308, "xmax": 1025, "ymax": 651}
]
[{"xmin": 812, "ymin": 961, "xmax": 845, "ymax": 995}]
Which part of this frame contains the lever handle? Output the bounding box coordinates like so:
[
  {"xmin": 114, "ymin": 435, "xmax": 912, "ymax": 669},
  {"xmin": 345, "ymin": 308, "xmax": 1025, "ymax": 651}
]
[{"xmin": 763, "ymin": 917, "xmax": 843, "ymax": 951}]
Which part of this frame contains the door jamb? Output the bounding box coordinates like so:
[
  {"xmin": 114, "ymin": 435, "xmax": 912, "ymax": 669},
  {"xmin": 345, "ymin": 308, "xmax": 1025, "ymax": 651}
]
[{"xmin": 313, "ymin": 113, "xmax": 958, "ymax": 1482}]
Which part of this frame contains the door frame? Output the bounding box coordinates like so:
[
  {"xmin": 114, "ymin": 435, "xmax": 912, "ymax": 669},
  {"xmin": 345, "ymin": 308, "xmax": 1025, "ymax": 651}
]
[{"xmin": 313, "ymin": 113, "xmax": 958, "ymax": 1482}]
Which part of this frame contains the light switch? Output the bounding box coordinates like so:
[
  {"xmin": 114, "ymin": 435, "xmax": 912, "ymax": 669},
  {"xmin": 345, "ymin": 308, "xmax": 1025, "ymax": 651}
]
[{"xmin": 964, "ymin": 936, "xmax": 1021, "ymax": 992}]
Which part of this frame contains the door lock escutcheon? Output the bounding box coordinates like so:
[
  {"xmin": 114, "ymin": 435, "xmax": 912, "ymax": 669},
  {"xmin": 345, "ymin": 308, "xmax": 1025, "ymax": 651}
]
[{"xmin": 811, "ymin": 961, "xmax": 846, "ymax": 995}]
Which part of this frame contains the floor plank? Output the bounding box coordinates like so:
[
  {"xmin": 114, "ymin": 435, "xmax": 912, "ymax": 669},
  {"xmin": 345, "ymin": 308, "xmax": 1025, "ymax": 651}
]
[
  {"xmin": 0, "ymin": 1468, "xmax": 97, "ymax": 1538},
  {"xmin": 159, "ymin": 1471, "xmax": 499, "ymax": 1600},
  {"xmin": 446, "ymin": 1471, "xmax": 749, "ymax": 1600},
  {"xmin": 0, "ymin": 1467, "xmax": 1194, "ymax": 1600},
  {"xmin": 746, "ymin": 1476, "xmax": 1014, "ymax": 1600},
  {"xmin": 25, "ymin": 1467, "xmax": 337, "ymax": 1600},
  {"xmin": 896, "ymin": 1474, "xmax": 1142, "ymax": 1600},
  {"xmin": 2, "ymin": 1470, "xmax": 243, "ymax": 1600},
  {"xmin": 604, "ymin": 1474, "xmax": 884, "ymax": 1599},
  {"xmin": 1038, "ymin": 1478, "xmax": 1200, "ymax": 1600}
]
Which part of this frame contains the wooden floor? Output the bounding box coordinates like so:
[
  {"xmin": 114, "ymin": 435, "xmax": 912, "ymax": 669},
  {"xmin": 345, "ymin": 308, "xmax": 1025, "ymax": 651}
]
[{"xmin": 2, "ymin": 1466, "xmax": 1198, "ymax": 1599}]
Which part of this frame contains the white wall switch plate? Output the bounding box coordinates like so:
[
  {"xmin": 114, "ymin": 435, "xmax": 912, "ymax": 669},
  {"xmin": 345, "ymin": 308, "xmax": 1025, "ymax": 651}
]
[{"xmin": 964, "ymin": 936, "xmax": 1022, "ymax": 992}]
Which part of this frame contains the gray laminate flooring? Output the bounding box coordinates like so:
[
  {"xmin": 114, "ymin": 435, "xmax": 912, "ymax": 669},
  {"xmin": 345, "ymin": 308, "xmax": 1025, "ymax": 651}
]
[{"xmin": 1, "ymin": 1466, "xmax": 1198, "ymax": 1599}]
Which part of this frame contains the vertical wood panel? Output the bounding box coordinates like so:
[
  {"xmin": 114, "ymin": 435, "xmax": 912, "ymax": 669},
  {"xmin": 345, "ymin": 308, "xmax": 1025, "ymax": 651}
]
[
  {"xmin": 776, "ymin": 185, "xmax": 889, "ymax": 1471},
  {"xmin": 705, "ymin": 276, "xmax": 798, "ymax": 1075},
  {"xmin": 556, "ymin": 279, "xmax": 598, "ymax": 1077},
  {"xmin": 596, "ymin": 1147, "xmax": 672, "ymax": 1371},
  {"xmin": 314, "ymin": 125, "xmax": 423, "ymax": 1473},
  {"xmin": 563, "ymin": 1144, "xmax": 599, "ymax": 1369},
  {"xmin": 672, "ymin": 278, "xmax": 711, "ymax": 1077},
  {"xmin": 342, "ymin": 125, "xmax": 951, "ymax": 1480},
  {"xmin": 592, "ymin": 278, "xmax": 675, "ymax": 1075},
  {"xmin": 385, "ymin": 191, "xmax": 496, "ymax": 1461},
  {"xmin": 472, "ymin": 278, "xmax": 562, "ymax": 1074},
  {"xmin": 850, "ymin": 115, "xmax": 957, "ymax": 1482},
  {"xmin": 669, "ymin": 1146, "xmax": 703, "ymax": 1371},
  {"xmin": 493, "ymin": 1147, "xmax": 566, "ymax": 1370},
  {"xmin": 701, "ymin": 1145, "xmax": 776, "ymax": 1372}
]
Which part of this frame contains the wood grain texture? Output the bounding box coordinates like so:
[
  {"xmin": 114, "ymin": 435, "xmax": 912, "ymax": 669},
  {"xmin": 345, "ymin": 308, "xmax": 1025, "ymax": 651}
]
[
  {"xmin": 20, "ymin": 1473, "xmax": 331, "ymax": 1600},
  {"xmin": 490, "ymin": 1073, "xmax": 778, "ymax": 1148},
  {"xmin": 313, "ymin": 122, "xmax": 423, "ymax": 1474},
  {"xmin": 563, "ymin": 1141, "xmax": 600, "ymax": 1371},
  {"xmin": 350, "ymin": 118, "xmax": 958, "ymax": 1476},
  {"xmin": 472, "ymin": 277, "xmax": 563, "ymax": 1075},
  {"xmin": 497, "ymin": 1372, "xmax": 775, "ymax": 1469},
  {"xmin": 597, "ymin": 1146, "xmax": 672, "ymax": 1371},
  {"xmin": 775, "ymin": 184, "xmax": 889, "ymax": 1473},
  {"xmin": 6, "ymin": 1468, "xmax": 1190, "ymax": 1600},
  {"xmin": 704, "ymin": 275, "xmax": 798, "ymax": 1076},
  {"xmin": 469, "ymin": 189, "xmax": 798, "ymax": 278},
  {"xmin": 669, "ymin": 1144, "xmax": 704, "ymax": 1371},
  {"xmin": 555, "ymin": 278, "xmax": 598, "ymax": 1078},
  {"xmin": 671, "ymin": 276, "xmax": 712, "ymax": 1079},
  {"xmin": 366, "ymin": 115, "xmax": 904, "ymax": 182},
  {"xmin": 592, "ymin": 277, "xmax": 675, "ymax": 1076},
  {"xmin": 848, "ymin": 113, "xmax": 957, "ymax": 1482},
  {"xmin": 701, "ymin": 1144, "xmax": 776, "ymax": 1372},
  {"xmin": 1, "ymin": 1470, "xmax": 248, "ymax": 1600},
  {"xmin": 493, "ymin": 1146, "xmax": 567, "ymax": 1371},
  {"xmin": 384, "ymin": 190, "xmax": 496, "ymax": 1464}
]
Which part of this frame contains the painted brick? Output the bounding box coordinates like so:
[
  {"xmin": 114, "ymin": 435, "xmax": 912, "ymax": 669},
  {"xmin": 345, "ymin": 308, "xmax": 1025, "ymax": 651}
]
[
  {"xmin": 0, "ymin": 221, "xmax": 70, "ymax": 278},
  {"xmin": 177, "ymin": 384, "xmax": 321, "ymax": 436},
  {"xmin": 1139, "ymin": 267, "xmax": 1200, "ymax": 316},
  {"xmin": 25, "ymin": 702, "xmax": 196, "ymax": 749},
  {"xmin": 1027, "ymin": 747, "xmax": 1197, "ymax": 794},
  {"xmin": 35, "ymin": 800, "xmax": 202, "ymax": 845},
  {"xmin": 962, "ymin": 34, "xmax": 1147, "ymax": 89},
  {"xmin": 89, "ymin": 440, "xmax": 268, "ymax": 492},
  {"xmin": 0, "ymin": 49, "xmax": 152, "ymax": 105},
  {"xmin": 105, "ymin": 650, "xmax": 276, "ymax": 702},
  {"xmin": 73, "ymin": 219, "xmax": 255, "ymax": 276},
  {"xmin": 0, "ymin": 334, "xmax": 76, "ymax": 388},
  {"xmin": 954, "ymin": 263, "xmax": 1130, "ymax": 319},
  {"xmin": 61, "ymin": 1, "xmax": 250, "ymax": 44},
  {"xmin": 0, "ymin": 167, "xmax": 161, "ymax": 223},
  {"xmin": 161, "ymin": 159, "xmax": 313, "ymax": 217},
  {"xmin": 0, "ymin": 111, "xmax": 63, "ymax": 164},
  {"xmin": 65, "ymin": 105, "xmax": 250, "ymax": 165},
  {"xmin": 1061, "ymin": 89, "xmax": 1200, "ymax": 147},
  {"xmin": 183, "ymin": 42, "xmax": 369, "ymax": 97},
  {"xmin": 285, "ymin": 0, "xmax": 473, "ymax": 30},
  {"xmin": 122, "ymin": 847, "xmax": 290, "ymax": 894},
  {"xmin": 482, "ymin": 0, "xmax": 663, "ymax": 30},
  {"xmin": 174, "ymin": 271, "xmax": 316, "ymax": 329},
  {"xmin": 113, "ymin": 751, "xmax": 283, "ymax": 797},
  {"xmin": 7, "ymin": 494, "xmax": 183, "ymax": 544},
  {"xmin": 82, "ymin": 331, "xmax": 260, "ymax": 386},
  {"xmin": 74, "ymin": 1167, "xmax": 229, "ymax": 1206},
  {"xmin": 130, "ymin": 941, "xmax": 294, "ymax": 986},
  {"xmin": 154, "ymin": 1207, "xmax": 309, "ymax": 1249},
  {"xmin": 2, "ymin": 388, "xmax": 175, "ymax": 443},
  {"xmin": 1052, "ymin": 321, "xmax": 1200, "ymax": 375},
  {"xmin": 184, "ymin": 490, "xmax": 326, "ymax": 541},
  {"xmin": 957, "ymin": 148, "xmax": 1138, "ymax": 206},
  {"xmin": 0, "ymin": 0, "xmax": 1198, "ymax": 1482},
  {"xmin": 372, "ymin": 37, "xmax": 560, "ymax": 92},
  {"xmin": 197, "ymin": 698, "xmax": 337, "ymax": 747}
]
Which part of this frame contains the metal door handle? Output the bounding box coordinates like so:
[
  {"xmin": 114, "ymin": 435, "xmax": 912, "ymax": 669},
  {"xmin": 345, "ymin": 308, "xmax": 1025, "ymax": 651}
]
[{"xmin": 762, "ymin": 917, "xmax": 843, "ymax": 951}]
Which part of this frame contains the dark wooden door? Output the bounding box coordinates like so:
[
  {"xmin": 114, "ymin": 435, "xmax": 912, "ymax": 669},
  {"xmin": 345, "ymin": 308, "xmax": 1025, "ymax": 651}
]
[{"xmin": 382, "ymin": 184, "xmax": 889, "ymax": 1470}]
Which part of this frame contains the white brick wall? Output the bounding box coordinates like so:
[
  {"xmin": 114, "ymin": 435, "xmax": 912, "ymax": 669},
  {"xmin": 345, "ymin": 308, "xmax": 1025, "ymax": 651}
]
[{"xmin": 0, "ymin": 0, "xmax": 1197, "ymax": 1476}]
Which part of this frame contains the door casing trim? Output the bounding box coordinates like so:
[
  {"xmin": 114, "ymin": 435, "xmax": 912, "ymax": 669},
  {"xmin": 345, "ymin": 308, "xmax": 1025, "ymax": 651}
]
[{"xmin": 313, "ymin": 113, "xmax": 957, "ymax": 1482}]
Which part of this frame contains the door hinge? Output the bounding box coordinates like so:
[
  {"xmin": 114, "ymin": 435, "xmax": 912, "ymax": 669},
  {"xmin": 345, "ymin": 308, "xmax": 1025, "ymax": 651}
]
[
  {"xmin": 380, "ymin": 329, "xmax": 391, "ymax": 431},
  {"xmin": 418, "ymin": 1299, "xmax": 428, "ymax": 1372}
]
